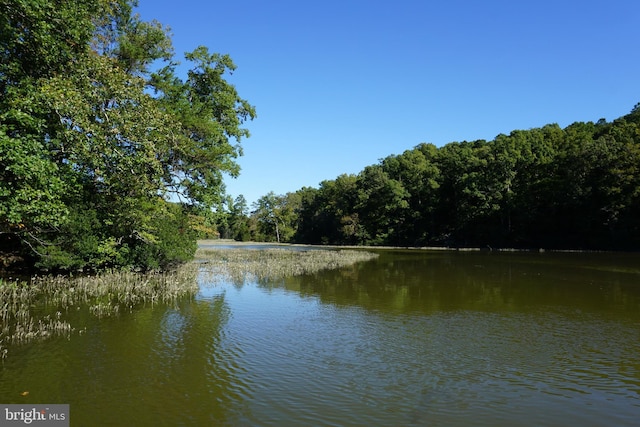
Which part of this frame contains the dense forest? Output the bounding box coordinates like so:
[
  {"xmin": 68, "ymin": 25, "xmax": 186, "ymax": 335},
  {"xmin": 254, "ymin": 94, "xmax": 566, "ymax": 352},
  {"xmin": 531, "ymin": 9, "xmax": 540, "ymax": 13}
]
[
  {"xmin": 0, "ymin": 0, "xmax": 255, "ymax": 272},
  {"xmin": 232, "ymin": 106, "xmax": 640, "ymax": 250}
]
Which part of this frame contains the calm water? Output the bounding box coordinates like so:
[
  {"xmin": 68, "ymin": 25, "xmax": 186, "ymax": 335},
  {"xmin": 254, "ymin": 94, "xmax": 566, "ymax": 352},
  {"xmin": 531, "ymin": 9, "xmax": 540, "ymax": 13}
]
[{"xmin": 1, "ymin": 249, "xmax": 639, "ymax": 426}]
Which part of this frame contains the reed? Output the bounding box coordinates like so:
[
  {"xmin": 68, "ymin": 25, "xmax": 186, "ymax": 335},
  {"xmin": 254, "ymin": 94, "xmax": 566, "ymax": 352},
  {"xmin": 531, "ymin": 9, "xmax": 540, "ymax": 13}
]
[
  {"xmin": 196, "ymin": 248, "xmax": 378, "ymax": 284},
  {"xmin": 0, "ymin": 248, "xmax": 376, "ymax": 358},
  {"xmin": 32, "ymin": 264, "xmax": 199, "ymax": 309},
  {"xmin": 0, "ymin": 263, "xmax": 199, "ymax": 358}
]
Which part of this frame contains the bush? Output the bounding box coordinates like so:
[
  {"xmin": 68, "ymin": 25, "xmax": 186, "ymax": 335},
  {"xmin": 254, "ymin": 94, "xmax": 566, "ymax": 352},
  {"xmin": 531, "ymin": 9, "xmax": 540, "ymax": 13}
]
[{"xmin": 34, "ymin": 199, "xmax": 197, "ymax": 273}]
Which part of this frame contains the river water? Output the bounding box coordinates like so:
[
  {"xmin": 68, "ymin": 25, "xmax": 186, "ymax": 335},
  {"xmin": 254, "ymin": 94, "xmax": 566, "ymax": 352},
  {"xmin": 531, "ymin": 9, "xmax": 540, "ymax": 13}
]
[{"xmin": 1, "ymin": 249, "xmax": 639, "ymax": 426}]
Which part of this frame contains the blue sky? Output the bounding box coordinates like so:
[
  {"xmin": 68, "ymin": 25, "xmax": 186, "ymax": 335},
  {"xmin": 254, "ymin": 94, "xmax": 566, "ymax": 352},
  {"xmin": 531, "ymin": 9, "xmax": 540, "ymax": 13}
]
[{"xmin": 136, "ymin": 0, "xmax": 640, "ymax": 206}]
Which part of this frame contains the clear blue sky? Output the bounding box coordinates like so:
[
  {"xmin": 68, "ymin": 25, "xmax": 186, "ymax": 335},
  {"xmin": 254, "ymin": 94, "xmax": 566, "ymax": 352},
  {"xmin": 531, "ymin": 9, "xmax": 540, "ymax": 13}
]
[{"xmin": 136, "ymin": 0, "xmax": 640, "ymax": 207}]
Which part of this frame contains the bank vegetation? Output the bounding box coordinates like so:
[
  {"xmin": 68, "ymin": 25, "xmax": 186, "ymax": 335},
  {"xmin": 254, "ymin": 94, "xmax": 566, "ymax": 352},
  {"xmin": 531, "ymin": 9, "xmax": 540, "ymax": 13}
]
[
  {"xmin": 197, "ymin": 247, "xmax": 378, "ymax": 284},
  {"xmin": 0, "ymin": 264, "xmax": 198, "ymax": 358},
  {"xmin": 0, "ymin": 246, "xmax": 377, "ymax": 358}
]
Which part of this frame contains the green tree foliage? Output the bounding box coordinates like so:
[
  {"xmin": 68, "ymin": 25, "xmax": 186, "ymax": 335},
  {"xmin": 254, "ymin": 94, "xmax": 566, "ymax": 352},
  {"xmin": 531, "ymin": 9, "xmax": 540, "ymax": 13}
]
[
  {"xmin": 254, "ymin": 105, "xmax": 640, "ymax": 250},
  {"xmin": 150, "ymin": 47, "xmax": 255, "ymax": 206},
  {"xmin": 356, "ymin": 165, "xmax": 410, "ymax": 246},
  {"xmin": 251, "ymin": 192, "xmax": 300, "ymax": 243},
  {"xmin": 0, "ymin": 0, "xmax": 254, "ymax": 271},
  {"xmin": 229, "ymin": 195, "xmax": 252, "ymax": 241},
  {"xmin": 294, "ymin": 176, "xmax": 360, "ymax": 245},
  {"xmin": 216, "ymin": 195, "xmax": 251, "ymax": 241},
  {"xmin": 380, "ymin": 144, "xmax": 441, "ymax": 245}
]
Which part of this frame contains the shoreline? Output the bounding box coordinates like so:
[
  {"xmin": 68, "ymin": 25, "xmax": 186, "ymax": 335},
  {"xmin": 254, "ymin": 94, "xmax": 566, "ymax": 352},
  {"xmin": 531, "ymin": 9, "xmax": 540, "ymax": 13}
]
[{"xmin": 197, "ymin": 239, "xmax": 621, "ymax": 254}]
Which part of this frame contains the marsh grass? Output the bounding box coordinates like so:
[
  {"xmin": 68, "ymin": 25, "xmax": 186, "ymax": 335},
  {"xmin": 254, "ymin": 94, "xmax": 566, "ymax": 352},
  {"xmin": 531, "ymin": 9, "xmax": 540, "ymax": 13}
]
[
  {"xmin": 0, "ymin": 248, "xmax": 376, "ymax": 358},
  {"xmin": 0, "ymin": 264, "xmax": 198, "ymax": 358},
  {"xmin": 196, "ymin": 247, "xmax": 378, "ymax": 284}
]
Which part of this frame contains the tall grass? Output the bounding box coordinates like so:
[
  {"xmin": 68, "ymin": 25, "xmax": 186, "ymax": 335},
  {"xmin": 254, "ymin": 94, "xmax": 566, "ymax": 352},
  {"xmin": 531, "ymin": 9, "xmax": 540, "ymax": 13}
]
[
  {"xmin": 196, "ymin": 248, "xmax": 378, "ymax": 284},
  {"xmin": 1, "ymin": 247, "xmax": 377, "ymax": 359},
  {"xmin": 0, "ymin": 264, "xmax": 198, "ymax": 358}
]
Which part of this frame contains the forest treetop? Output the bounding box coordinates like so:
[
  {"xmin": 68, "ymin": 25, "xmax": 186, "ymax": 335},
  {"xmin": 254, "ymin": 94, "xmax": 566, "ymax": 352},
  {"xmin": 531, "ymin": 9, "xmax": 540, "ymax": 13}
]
[{"xmin": 242, "ymin": 105, "xmax": 640, "ymax": 251}]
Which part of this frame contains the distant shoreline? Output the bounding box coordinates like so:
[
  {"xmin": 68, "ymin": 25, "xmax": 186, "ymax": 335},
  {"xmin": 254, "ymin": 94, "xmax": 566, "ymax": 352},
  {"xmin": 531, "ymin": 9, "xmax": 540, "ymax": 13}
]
[{"xmin": 197, "ymin": 240, "xmax": 619, "ymax": 254}]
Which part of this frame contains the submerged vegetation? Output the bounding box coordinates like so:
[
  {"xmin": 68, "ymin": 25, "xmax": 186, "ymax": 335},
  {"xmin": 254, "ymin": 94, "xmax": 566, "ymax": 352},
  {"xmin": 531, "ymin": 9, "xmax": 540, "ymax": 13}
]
[
  {"xmin": 0, "ymin": 264, "xmax": 198, "ymax": 358},
  {"xmin": 197, "ymin": 247, "xmax": 379, "ymax": 285}
]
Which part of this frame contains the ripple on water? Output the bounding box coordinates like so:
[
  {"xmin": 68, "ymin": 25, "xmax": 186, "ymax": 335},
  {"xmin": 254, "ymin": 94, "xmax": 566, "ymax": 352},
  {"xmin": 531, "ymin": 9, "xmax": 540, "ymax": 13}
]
[
  {"xmin": 2, "ymin": 275, "xmax": 637, "ymax": 426},
  {"xmin": 205, "ymin": 281, "xmax": 640, "ymax": 426}
]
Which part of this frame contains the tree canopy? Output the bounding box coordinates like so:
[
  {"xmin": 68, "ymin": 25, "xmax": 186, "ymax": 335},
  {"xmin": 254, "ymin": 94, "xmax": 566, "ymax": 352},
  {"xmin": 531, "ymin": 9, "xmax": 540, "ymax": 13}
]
[
  {"xmin": 239, "ymin": 105, "xmax": 640, "ymax": 251},
  {"xmin": 0, "ymin": 0, "xmax": 255, "ymax": 271}
]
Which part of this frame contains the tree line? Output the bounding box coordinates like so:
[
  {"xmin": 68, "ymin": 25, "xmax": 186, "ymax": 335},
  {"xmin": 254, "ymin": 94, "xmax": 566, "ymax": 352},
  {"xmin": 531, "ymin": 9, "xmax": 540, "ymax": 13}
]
[
  {"xmin": 0, "ymin": 0, "xmax": 255, "ymax": 272},
  {"xmin": 239, "ymin": 106, "xmax": 640, "ymax": 250}
]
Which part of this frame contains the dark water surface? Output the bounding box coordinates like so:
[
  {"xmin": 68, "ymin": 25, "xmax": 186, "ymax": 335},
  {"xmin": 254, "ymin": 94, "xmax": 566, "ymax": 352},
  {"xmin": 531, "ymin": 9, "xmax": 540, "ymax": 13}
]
[{"xmin": 1, "ymin": 250, "xmax": 639, "ymax": 426}]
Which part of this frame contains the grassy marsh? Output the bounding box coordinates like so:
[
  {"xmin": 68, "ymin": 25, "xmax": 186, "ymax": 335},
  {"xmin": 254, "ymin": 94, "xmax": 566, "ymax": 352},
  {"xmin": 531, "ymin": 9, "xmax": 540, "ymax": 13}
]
[
  {"xmin": 1, "ymin": 245, "xmax": 377, "ymax": 358},
  {"xmin": 0, "ymin": 264, "xmax": 198, "ymax": 358},
  {"xmin": 196, "ymin": 247, "xmax": 379, "ymax": 284}
]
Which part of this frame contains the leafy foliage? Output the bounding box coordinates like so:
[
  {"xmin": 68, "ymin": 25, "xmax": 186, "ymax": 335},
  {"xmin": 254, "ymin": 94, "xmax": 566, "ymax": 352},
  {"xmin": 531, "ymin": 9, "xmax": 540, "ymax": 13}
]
[
  {"xmin": 251, "ymin": 192, "xmax": 300, "ymax": 243},
  {"xmin": 246, "ymin": 105, "xmax": 640, "ymax": 250},
  {"xmin": 0, "ymin": 0, "xmax": 254, "ymax": 271}
]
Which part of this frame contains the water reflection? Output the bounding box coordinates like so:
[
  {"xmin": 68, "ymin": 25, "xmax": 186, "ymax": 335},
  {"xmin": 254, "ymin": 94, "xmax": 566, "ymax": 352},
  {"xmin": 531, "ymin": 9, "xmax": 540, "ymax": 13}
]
[
  {"xmin": 0, "ymin": 293, "xmax": 253, "ymax": 426},
  {"xmin": 275, "ymin": 250, "xmax": 640, "ymax": 318},
  {"xmin": 240, "ymin": 250, "xmax": 640, "ymax": 425}
]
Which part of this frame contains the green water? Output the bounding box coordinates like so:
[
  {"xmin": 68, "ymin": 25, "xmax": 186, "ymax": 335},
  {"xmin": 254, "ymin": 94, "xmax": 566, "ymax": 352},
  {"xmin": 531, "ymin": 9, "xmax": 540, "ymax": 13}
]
[{"xmin": 1, "ymin": 250, "xmax": 639, "ymax": 426}]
